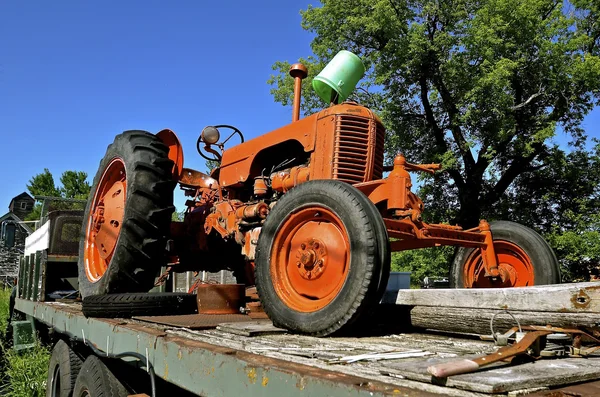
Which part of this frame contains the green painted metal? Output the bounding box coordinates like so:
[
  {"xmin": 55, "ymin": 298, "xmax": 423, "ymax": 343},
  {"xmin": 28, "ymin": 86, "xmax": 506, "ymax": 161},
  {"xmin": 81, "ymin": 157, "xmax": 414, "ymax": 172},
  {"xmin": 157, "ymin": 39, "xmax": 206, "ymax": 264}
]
[
  {"xmin": 27, "ymin": 253, "xmax": 35, "ymax": 300},
  {"xmin": 21, "ymin": 256, "xmax": 29, "ymax": 299},
  {"xmin": 17, "ymin": 257, "xmax": 24, "ymax": 298},
  {"xmin": 14, "ymin": 299, "xmax": 412, "ymax": 397},
  {"xmin": 32, "ymin": 251, "xmax": 41, "ymax": 301},
  {"xmin": 46, "ymin": 255, "xmax": 79, "ymax": 263},
  {"xmin": 12, "ymin": 319, "xmax": 35, "ymax": 352}
]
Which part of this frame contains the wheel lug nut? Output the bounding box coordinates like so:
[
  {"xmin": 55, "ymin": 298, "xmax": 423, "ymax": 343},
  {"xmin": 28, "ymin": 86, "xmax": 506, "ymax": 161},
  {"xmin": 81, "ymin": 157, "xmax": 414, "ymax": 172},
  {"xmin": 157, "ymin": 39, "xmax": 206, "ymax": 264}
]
[
  {"xmin": 314, "ymin": 242, "xmax": 320, "ymax": 249},
  {"xmin": 301, "ymin": 243, "xmax": 306, "ymax": 250}
]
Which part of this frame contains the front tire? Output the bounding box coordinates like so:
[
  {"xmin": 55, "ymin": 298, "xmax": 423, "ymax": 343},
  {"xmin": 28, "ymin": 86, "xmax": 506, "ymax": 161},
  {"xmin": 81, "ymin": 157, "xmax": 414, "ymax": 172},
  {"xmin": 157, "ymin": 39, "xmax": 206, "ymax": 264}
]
[
  {"xmin": 450, "ymin": 221, "xmax": 560, "ymax": 288},
  {"xmin": 255, "ymin": 180, "xmax": 389, "ymax": 336},
  {"xmin": 78, "ymin": 130, "xmax": 175, "ymax": 298}
]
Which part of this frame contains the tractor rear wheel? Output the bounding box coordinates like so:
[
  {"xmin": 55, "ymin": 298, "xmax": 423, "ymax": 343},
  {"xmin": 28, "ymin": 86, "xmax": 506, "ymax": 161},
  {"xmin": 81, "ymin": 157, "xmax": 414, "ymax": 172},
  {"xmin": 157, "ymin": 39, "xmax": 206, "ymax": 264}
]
[
  {"xmin": 78, "ymin": 130, "xmax": 175, "ymax": 298},
  {"xmin": 255, "ymin": 180, "xmax": 389, "ymax": 336},
  {"xmin": 450, "ymin": 221, "xmax": 560, "ymax": 288}
]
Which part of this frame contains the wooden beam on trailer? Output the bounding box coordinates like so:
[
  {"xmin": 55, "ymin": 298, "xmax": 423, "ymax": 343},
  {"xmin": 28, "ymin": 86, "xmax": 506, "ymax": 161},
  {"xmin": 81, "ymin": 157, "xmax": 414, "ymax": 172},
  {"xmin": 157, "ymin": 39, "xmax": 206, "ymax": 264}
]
[
  {"xmin": 383, "ymin": 282, "xmax": 600, "ymax": 335},
  {"xmin": 389, "ymin": 282, "xmax": 600, "ymax": 313}
]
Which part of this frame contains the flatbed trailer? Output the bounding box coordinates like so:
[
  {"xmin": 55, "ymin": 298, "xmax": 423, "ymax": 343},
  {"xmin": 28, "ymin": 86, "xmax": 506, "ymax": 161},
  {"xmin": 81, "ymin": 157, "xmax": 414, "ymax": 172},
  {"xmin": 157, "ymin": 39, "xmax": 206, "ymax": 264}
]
[
  {"xmin": 11, "ymin": 213, "xmax": 600, "ymax": 396},
  {"xmin": 13, "ymin": 293, "xmax": 600, "ymax": 397}
]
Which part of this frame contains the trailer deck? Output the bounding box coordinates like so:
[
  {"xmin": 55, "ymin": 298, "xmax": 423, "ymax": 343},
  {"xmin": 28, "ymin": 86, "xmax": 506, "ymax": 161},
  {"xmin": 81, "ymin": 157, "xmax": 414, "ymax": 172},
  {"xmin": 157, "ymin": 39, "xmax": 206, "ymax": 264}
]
[{"xmin": 15, "ymin": 298, "xmax": 600, "ymax": 397}]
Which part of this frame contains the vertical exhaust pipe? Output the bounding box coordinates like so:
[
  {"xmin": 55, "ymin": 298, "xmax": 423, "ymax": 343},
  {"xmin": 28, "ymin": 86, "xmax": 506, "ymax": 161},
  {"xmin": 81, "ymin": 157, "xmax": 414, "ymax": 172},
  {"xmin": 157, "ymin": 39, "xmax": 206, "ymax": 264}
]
[{"xmin": 289, "ymin": 63, "xmax": 308, "ymax": 122}]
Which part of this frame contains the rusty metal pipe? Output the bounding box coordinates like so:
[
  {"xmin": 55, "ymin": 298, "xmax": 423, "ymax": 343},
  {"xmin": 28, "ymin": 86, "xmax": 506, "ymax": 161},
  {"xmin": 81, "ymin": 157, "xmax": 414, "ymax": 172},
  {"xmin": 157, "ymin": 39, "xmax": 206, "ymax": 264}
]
[
  {"xmin": 235, "ymin": 202, "xmax": 269, "ymax": 220},
  {"xmin": 289, "ymin": 63, "xmax": 308, "ymax": 122}
]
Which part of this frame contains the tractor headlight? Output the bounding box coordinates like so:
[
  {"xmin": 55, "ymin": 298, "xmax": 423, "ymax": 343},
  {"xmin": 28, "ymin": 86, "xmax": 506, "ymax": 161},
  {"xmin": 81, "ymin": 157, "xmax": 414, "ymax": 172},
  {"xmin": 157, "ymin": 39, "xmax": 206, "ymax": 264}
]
[{"xmin": 201, "ymin": 126, "xmax": 220, "ymax": 145}]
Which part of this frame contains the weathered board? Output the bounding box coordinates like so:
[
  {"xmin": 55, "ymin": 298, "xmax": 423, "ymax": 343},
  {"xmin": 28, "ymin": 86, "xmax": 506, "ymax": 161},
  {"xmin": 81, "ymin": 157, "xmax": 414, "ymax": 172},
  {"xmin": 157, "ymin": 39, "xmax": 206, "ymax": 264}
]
[
  {"xmin": 386, "ymin": 355, "xmax": 600, "ymax": 394},
  {"xmin": 407, "ymin": 306, "xmax": 600, "ymax": 335},
  {"xmin": 390, "ymin": 283, "xmax": 600, "ymax": 313},
  {"xmin": 217, "ymin": 320, "xmax": 287, "ymax": 336}
]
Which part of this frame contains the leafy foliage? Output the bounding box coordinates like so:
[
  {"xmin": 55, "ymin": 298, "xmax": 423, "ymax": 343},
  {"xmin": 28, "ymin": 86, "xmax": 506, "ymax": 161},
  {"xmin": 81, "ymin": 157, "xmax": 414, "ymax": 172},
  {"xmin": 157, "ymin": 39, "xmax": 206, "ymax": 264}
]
[
  {"xmin": 25, "ymin": 169, "xmax": 91, "ymax": 222},
  {"xmin": 0, "ymin": 288, "xmax": 50, "ymax": 397},
  {"xmin": 269, "ymin": 0, "xmax": 600, "ymax": 281},
  {"xmin": 270, "ymin": 0, "xmax": 600, "ymax": 226},
  {"xmin": 26, "ymin": 169, "xmax": 60, "ymax": 198},
  {"xmin": 2, "ymin": 343, "xmax": 49, "ymax": 397},
  {"xmin": 392, "ymin": 247, "xmax": 454, "ymax": 287},
  {"xmin": 60, "ymin": 170, "xmax": 91, "ymax": 199}
]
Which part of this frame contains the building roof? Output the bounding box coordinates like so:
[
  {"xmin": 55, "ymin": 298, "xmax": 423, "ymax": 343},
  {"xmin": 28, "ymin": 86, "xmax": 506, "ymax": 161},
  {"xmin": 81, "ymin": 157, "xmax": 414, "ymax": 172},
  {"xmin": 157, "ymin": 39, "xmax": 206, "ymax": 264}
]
[
  {"xmin": 0, "ymin": 211, "xmax": 34, "ymax": 234},
  {"xmin": 8, "ymin": 192, "xmax": 35, "ymax": 209}
]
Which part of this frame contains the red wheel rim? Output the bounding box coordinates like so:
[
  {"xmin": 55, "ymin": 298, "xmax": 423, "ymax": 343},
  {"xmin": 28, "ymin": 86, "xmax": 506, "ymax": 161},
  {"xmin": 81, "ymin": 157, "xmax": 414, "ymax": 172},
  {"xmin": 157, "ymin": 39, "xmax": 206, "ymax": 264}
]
[
  {"xmin": 270, "ymin": 206, "xmax": 350, "ymax": 312},
  {"xmin": 84, "ymin": 158, "xmax": 127, "ymax": 283},
  {"xmin": 463, "ymin": 240, "xmax": 535, "ymax": 288}
]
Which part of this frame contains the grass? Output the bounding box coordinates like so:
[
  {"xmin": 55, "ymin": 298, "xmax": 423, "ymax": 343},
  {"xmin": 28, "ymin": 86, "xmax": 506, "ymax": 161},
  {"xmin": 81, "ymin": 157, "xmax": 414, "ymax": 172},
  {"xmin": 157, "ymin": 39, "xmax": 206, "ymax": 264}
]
[
  {"xmin": 0, "ymin": 286, "xmax": 50, "ymax": 397},
  {"xmin": 0, "ymin": 287, "xmax": 10, "ymax": 339}
]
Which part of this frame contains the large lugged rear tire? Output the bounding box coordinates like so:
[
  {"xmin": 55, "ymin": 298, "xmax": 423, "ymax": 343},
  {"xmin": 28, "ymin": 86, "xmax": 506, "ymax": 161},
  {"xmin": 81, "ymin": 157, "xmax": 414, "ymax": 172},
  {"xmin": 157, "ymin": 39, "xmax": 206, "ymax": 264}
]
[
  {"xmin": 450, "ymin": 221, "xmax": 560, "ymax": 288},
  {"xmin": 78, "ymin": 130, "xmax": 175, "ymax": 298},
  {"xmin": 255, "ymin": 180, "xmax": 389, "ymax": 336}
]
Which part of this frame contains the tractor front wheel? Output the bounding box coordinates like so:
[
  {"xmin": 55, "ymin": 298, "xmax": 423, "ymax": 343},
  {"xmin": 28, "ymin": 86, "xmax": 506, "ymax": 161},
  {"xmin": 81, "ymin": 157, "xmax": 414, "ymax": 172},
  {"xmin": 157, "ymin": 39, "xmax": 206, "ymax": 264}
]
[
  {"xmin": 78, "ymin": 130, "xmax": 175, "ymax": 298},
  {"xmin": 255, "ymin": 180, "xmax": 388, "ymax": 336},
  {"xmin": 450, "ymin": 221, "xmax": 560, "ymax": 288}
]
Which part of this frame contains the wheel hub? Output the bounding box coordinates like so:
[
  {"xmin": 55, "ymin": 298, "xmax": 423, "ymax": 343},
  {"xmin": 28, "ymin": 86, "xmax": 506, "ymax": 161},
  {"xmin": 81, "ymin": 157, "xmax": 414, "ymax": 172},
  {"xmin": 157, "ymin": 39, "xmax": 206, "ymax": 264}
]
[
  {"xmin": 464, "ymin": 240, "xmax": 534, "ymax": 288},
  {"xmin": 84, "ymin": 158, "xmax": 127, "ymax": 283},
  {"xmin": 296, "ymin": 239, "xmax": 327, "ymax": 280},
  {"xmin": 270, "ymin": 206, "xmax": 349, "ymax": 312}
]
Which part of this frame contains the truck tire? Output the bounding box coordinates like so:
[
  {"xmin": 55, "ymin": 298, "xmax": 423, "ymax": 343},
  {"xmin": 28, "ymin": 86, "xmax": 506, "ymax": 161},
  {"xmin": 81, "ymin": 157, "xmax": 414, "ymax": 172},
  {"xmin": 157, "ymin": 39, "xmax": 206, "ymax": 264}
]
[
  {"xmin": 255, "ymin": 180, "xmax": 388, "ymax": 336},
  {"xmin": 82, "ymin": 292, "xmax": 198, "ymax": 318},
  {"xmin": 449, "ymin": 221, "xmax": 561, "ymax": 288},
  {"xmin": 78, "ymin": 130, "xmax": 175, "ymax": 298},
  {"xmin": 47, "ymin": 339, "xmax": 83, "ymax": 397},
  {"xmin": 73, "ymin": 356, "xmax": 128, "ymax": 397}
]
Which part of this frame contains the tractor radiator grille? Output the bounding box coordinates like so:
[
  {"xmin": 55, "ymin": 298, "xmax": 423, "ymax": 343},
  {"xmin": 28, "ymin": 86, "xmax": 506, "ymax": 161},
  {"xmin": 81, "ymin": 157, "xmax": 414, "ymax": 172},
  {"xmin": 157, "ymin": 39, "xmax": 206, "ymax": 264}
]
[{"xmin": 333, "ymin": 114, "xmax": 385, "ymax": 184}]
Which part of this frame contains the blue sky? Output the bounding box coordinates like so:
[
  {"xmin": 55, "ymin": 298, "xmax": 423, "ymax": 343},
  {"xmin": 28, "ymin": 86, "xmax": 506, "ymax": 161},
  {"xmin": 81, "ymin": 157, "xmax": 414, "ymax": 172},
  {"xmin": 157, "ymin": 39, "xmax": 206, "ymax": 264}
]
[
  {"xmin": 0, "ymin": 1, "xmax": 314, "ymax": 211},
  {"xmin": 0, "ymin": 1, "xmax": 599, "ymax": 213}
]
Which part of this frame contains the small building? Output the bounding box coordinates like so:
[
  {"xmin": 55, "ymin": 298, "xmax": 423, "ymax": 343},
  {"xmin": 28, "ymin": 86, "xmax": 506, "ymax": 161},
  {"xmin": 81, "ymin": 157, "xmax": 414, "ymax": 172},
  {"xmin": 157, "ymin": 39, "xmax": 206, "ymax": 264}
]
[
  {"xmin": 1, "ymin": 193, "xmax": 35, "ymax": 279},
  {"xmin": 9, "ymin": 192, "xmax": 35, "ymax": 221}
]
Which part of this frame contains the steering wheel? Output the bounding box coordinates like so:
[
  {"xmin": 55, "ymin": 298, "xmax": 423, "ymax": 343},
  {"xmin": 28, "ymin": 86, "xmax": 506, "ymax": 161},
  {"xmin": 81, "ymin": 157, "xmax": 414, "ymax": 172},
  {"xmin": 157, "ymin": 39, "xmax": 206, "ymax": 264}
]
[{"xmin": 196, "ymin": 124, "xmax": 245, "ymax": 162}]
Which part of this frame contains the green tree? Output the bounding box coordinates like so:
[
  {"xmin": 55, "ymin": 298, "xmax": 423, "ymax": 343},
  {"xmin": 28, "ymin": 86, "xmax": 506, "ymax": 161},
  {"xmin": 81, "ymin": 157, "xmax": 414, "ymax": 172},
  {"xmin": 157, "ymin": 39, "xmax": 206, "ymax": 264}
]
[
  {"xmin": 25, "ymin": 168, "xmax": 60, "ymax": 198},
  {"xmin": 269, "ymin": 0, "xmax": 600, "ymax": 228},
  {"xmin": 24, "ymin": 169, "xmax": 90, "ymax": 222},
  {"xmin": 60, "ymin": 170, "xmax": 91, "ymax": 199}
]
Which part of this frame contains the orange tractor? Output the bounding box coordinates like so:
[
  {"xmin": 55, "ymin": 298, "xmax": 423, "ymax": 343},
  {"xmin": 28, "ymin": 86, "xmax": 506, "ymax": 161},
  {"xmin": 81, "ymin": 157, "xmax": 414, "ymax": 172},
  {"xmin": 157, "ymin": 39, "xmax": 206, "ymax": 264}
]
[{"xmin": 79, "ymin": 51, "xmax": 560, "ymax": 335}]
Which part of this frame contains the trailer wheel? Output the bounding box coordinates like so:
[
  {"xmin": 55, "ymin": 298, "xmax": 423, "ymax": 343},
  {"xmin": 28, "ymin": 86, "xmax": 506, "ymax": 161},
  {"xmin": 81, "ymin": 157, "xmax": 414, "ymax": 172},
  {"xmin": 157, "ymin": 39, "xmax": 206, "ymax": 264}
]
[
  {"xmin": 450, "ymin": 221, "xmax": 560, "ymax": 288},
  {"xmin": 82, "ymin": 292, "xmax": 198, "ymax": 318},
  {"xmin": 255, "ymin": 180, "xmax": 388, "ymax": 336},
  {"xmin": 73, "ymin": 356, "xmax": 128, "ymax": 397},
  {"xmin": 47, "ymin": 340, "xmax": 83, "ymax": 397},
  {"xmin": 78, "ymin": 130, "xmax": 175, "ymax": 298}
]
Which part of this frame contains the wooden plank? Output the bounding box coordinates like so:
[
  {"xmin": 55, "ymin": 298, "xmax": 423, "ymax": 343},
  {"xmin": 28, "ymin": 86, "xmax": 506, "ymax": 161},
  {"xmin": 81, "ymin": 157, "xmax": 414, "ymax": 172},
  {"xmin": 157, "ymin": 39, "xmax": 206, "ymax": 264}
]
[
  {"xmin": 216, "ymin": 320, "xmax": 287, "ymax": 337},
  {"xmin": 385, "ymin": 355, "xmax": 600, "ymax": 394},
  {"xmin": 22, "ymin": 256, "xmax": 30, "ymax": 300},
  {"xmin": 408, "ymin": 306, "xmax": 600, "ymax": 335},
  {"xmin": 27, "ymin": 253, "xmax": 35, "ymax": 300},
  {"xmin": 17, "ymin": 257, "xmax": 24, "ymax": 298},
  {"xmin": 392, "ymin": 282, "xmax": 600, "ymax": 313},
  {"xmin": 39, "ymin": 251, "xmax": 48, "ymax": 302},
  {"xmin": 32, "ymin": 251, "xmax": 41, "ymax": 301}
]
